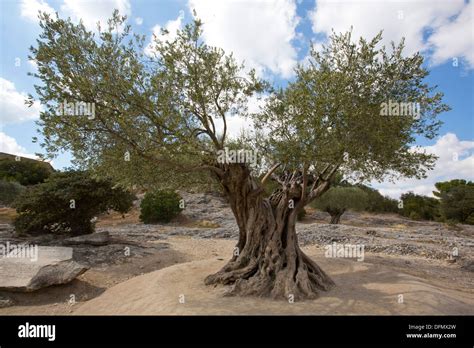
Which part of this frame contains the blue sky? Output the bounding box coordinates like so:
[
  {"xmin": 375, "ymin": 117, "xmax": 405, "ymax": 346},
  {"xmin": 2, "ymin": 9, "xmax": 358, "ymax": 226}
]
[{"xmin": 0, "ymin": 0, "xmax": 473, "ymax": 198}]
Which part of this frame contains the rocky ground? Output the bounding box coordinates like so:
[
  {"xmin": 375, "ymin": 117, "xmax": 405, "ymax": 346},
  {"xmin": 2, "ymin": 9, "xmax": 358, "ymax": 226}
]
[{"xmin": 0, "ymin": 192, "xmax": 472, "ymax": 314}]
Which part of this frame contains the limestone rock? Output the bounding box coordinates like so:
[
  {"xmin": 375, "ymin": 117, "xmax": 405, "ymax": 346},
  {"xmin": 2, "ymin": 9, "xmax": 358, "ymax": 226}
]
[
  {"xmin": 63, "ymin": 231, "xmax": 110, "ymax": 246},
  {"xmin": 0, "ymin": 246, "xmax": 88, "ymax": 292}
]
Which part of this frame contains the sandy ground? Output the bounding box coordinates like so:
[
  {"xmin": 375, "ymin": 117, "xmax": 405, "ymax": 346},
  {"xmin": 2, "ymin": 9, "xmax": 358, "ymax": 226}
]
[{"xmin": 2, "ymin": 236, "xmax": 472, "ymax": 315}]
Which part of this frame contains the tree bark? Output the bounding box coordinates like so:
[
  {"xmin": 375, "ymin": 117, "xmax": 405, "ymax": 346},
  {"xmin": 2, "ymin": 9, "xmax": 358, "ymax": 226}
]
[
  {"xmin": 328, "ymin": 209, "xmax": 345, "ymax": 224},
  {"xmin": 205, "ymin": 164, "xmax": 335, "ymax": 300}
]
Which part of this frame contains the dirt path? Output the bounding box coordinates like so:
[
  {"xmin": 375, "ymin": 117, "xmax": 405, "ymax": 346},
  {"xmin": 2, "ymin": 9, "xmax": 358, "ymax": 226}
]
[
  {"xmin": 74, "ymin": 243, "xmax": 473, "ymax": 315},
  {"xmin": 1, "ymin": 236, "xmax": 472, "ymax": 315}
]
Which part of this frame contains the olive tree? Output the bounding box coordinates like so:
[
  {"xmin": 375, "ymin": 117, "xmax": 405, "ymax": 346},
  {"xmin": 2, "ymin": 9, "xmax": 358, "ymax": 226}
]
[
  {"xmin": 312, "ymin": 187, "xmax": 368, "ymax": 224},
  {"xmin": 29, "ymin": 12, "xmax": 449, "ymax": 299}
]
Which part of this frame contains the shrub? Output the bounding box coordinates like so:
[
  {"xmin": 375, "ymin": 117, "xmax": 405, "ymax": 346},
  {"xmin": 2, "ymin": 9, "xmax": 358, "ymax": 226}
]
[
  {"xmin": 439, "ymin": 185, "xmax": 474, "ymax": 224},
  {"xmin": 139, "ymin": 190, "xmax": 183, "ymax": 223},
  {"xmin": 433, "ymin": 179, "xmax": 474, "ymax": 198},
  {"xmin": 297, "ymin": 208, "xmax": 306, "ymax": 221},
  {"xmin": 0, "ymin": 159, "xmax": 52, "ymax": 186},
  {"xmin": 400, "ymin": 192, "xmax": 440, "ymax": 221},
  {"xmin": 409, "ymin": 211, "xmax": 422, "ymax": 221},
  {"xmin": 13, "ymin": 171, "xmax": 135, "ymax": 235},
  {"xmin": 434, "ymin": 180, "xmax": 474, "ymax": 224},
  {"xmin": 357, "ymin": 184, "xmax": 399, "ymax": 213},
  {"xmin": 312, "ymin": 187, "xmax": 368, "ymax": 224},
  {"xmin": 0, "ymin": 180, "xmax": 25, "ymax": 206}
]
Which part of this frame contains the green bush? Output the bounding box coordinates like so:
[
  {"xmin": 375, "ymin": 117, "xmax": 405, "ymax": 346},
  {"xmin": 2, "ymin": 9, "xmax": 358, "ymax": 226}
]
[
  {"xmin": 409, "ymin": 211, "xmax": 422, "ymax": 221},
  {"xmin": 0, "ymin": 180, "xmax": 25, "ymax": 206},
  {"xmin": 0, "ymin": 159, "xmax": 52, "ymax": 186},
  {"xmin": 140, "ymin": 190, "xmax": 183, "ymax": 223},
  {"xmin": 434, "ymin": 180, "xmax": 474, "ymax": 224},
  {"xmin": 357, "ymin": 184, "xmax": 399, "ymax": 213},
  {"xmin": 439, "ymin": 185, "xmax": 474, "ymax": 224},
  {"xmin": 297, "ymin": 208, "xmax": 306, "ymax": 221},
  {"xmin": 13, "ymin": 171, "xmax": 135, "ymax": 235},
  {"xmin": 400, "ymin": 192, "xmax": 440, "ymax": 221}
]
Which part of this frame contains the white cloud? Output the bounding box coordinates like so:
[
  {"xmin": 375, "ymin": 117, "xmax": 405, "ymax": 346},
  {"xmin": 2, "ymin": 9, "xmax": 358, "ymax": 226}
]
[
  {"xmin": 373, "ymin": 133, "xmax": 474, "ymax": 199},
  {"xmin": 212, "ymin": 94, "xmax": 268, "ymax": 139},
  {"xmin": 28, "ymin": 59, "xmax": 38, "ymax": 70},
  {"xmin": 0, "ymin": 78, "xmax": 42, "ymax": 127},
  {"xmin": 428, "ymin": 1, "xmax": 474, "ymax": 68},
  {"xmin": 20, "ymin": 0, "xmax": 132, "ymax": 30},
  {"xmin": 188, "ymin": 0, "xmax": 300, "ymax": 78},
  {"xmin": 135, "ymin": 17, "xmax": 143, "ymax": 25},
  {"xmin": 310, "ymin": 0, "xmax": 472, "ymax": 68},
  {"xmin": 0, "ymin": 132, "xmax": 37, "ymax": 159},
  {"xmin": 145, "ymin": 11, "xmax": 185, "ymax": 56},
  {"xmin": 20, "ymin": 0, "xmax": 55, "ymax": 22},
  {"xmin": 60, "ymin": 0, "xmax": 131, "ymax": 31}
]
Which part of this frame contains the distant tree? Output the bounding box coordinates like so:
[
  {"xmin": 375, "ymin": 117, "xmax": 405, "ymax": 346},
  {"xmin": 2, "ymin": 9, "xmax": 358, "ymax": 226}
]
[
  {"xmin": 400, "ymin": 192, "xmax": 439, "ymax": 221},
  {"xmin": 0, "ymin": 180, "xmax": 25, "ymax": 206},
  {"xmin": 433, "ymin": 179, "xmax": 474, "ymax": 198},
  {"xmin": 312, "ymin": 187, "xmax": 369, "ymax": 224},
  {"xmin": 357, "ymin": 184, "xmax": 399, "ymax": 213},
  {"xmin": 434, "ymin": 180, "xmax": 474, "ymax": 224},
  {"xmin": 0, "ymin": 159, "xmax": 52, "ymax": 186},
  {"xmin": 14, "ymin": 171, "xmax": 135, "ymax": 235}
]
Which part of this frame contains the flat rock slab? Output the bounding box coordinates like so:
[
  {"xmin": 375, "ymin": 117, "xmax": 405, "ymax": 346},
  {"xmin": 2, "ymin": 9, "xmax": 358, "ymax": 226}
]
[
  {"xmin": 0, "ymin": 246, "xmax": 88, "ymax": 292},
  {"xmin": 63, "ymin": 231, "xmax": 110, "ymax": 246}
]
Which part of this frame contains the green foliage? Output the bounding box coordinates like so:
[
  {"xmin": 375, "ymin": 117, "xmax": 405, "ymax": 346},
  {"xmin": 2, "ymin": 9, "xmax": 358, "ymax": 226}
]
[
  {"xmin": 357, "ymin": 184, "xmax": 400, "ymax": 213},
  {"xmin": 313, "ymin": 187, "xmax": 369, "ymax": 211},
  {"xmin": 254, "ymin": 30, "xmax": 449, "ymax": 181},
  {"xmin": 139, "ymin": 190, "xmax": 183, "ymax": 223},
  {"xmin": 433, "ymin": 179, "xmax": 474, "ymax": 198},
  {"xmin": 400, "ymin": 192, "xmax": 439, "ymax": 221},
  {"xmin": 13, "ymin": 171, "xmax": 134, "ymax": 235},
  {"xmin": 0, "ymin": 159, "xmax": 52, "ymax": 186},
  {"xmin": 437, "ymin": 184, "xmax": 474, "ymax": 224},
  {"xmin": 312, "ymin": 187, "xmax": 368, "ymax": 223},
  {"xmin": 297, "ymin": 208, "xmax": 306, "ymax": 221},
  {"xmin": 0, "ymin": 180, "xmax": 25, "ymax": 206},
  {"xmin": 431, "ymin": 180, "xmax": 474, "ymax": 224},
  {"xmin": 30, "ymin": 11, "xmax": 264, "ymax": 187}
]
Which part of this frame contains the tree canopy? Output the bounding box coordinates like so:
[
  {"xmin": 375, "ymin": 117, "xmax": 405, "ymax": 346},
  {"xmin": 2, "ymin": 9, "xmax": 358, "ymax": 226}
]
[
  {"xmin": 0, "ymin": 158, "xmax": 52, "ymax": 186},
  {"xmin": 30, "ymin": 11, "xmax": 264, "ymax": 189},
  {"xmin": 29, "ymin": 12, "xmax": 449, "ymax": 193},
  {"xmin": 252, "ymin": 30, "xmax": 449, "ymax": 185},
  {"xmin": 434, "ymin": 180, "xmax": 474, "ymax": 224}
]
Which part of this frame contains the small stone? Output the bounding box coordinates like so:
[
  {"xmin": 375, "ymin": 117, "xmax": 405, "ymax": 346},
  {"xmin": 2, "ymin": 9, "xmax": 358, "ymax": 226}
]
[{"xmin": 0, "ymin": 297, "xmax": 14, "ymax": 308}]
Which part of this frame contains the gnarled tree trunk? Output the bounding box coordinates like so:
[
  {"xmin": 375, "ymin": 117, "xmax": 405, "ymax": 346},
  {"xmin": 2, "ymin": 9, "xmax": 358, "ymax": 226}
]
[
  {"xmin": 205, "ymin": 164, "xmax": 335, "ymax": 300},
  {"xmin": 328, "ymin": 208, "xmax": 345, "ymax": 224}
]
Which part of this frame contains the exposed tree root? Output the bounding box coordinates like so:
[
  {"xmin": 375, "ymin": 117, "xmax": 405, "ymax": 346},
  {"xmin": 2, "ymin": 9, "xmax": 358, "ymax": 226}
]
[{"xmin": 207, "ymin": 163, "xmax": 336, "ymax": 300}]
